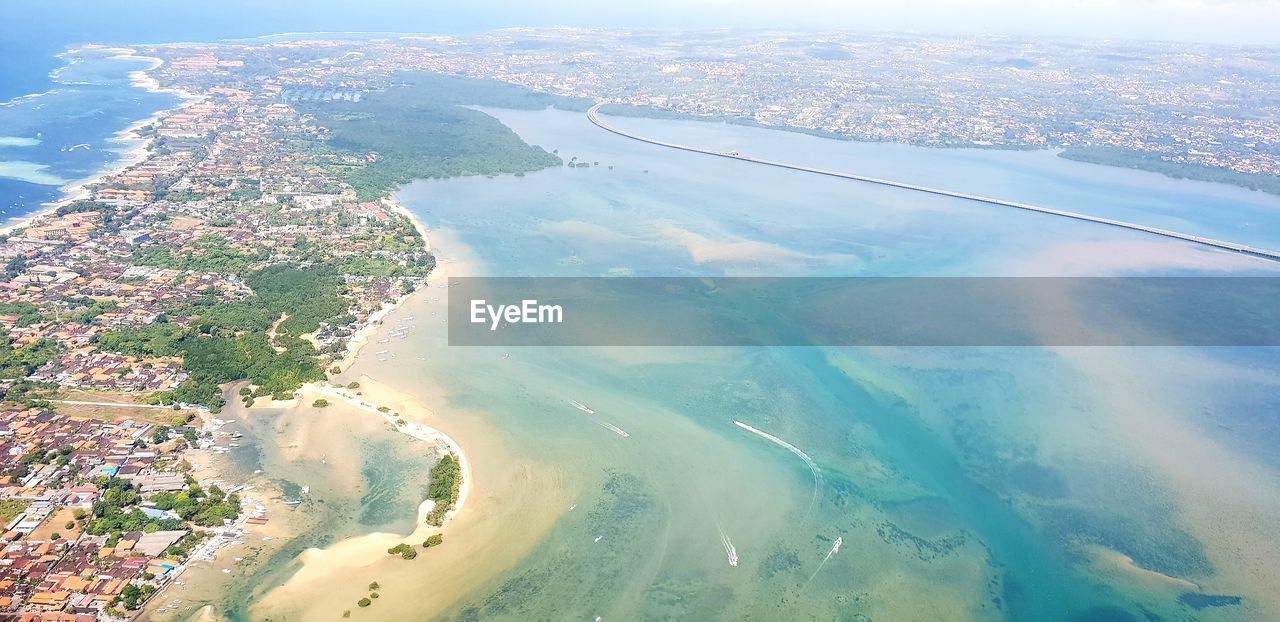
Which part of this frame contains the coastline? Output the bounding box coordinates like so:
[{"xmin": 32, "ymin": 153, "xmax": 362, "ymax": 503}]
[
  {"xmin": 0, "ymin": 46, "xmax": 202, "ymax": 236},
  {"xmin": 247, "ymin": 229, "xmax": 576, "ymax": 622},
  {"xmin": 328, "ymin": 195, "xmax": 432, "ymax": 372},
  {"xmin": 301, "ymin": 380, "xmax": 472, "ymax": 526},
  {"xmin": 186, "ymin": 111, "xmax": 476, "ymax": 621},
  {"xmin": 147, "ymin": 377, "xmax": 443, "ymax": 621},
  {"xmin": 601, "ymin": 102, "xmax": 1280, "ymax": 198},
  {"xmin": 303, "ymin": 198, "xmax": 472, "ymax": 527},
  {"xmin": 3, "ymin": 45, "xmax": 477, "ymax": 620}
]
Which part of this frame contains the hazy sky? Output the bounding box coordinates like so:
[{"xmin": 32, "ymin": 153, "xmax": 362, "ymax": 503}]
[
  {"xmin": 609, "ymin": 0, "xmax": 1280, "ymax": 44},
  {"xmin": 6, "ymin": 0, "xmax": 1280, "ymax": 46}
]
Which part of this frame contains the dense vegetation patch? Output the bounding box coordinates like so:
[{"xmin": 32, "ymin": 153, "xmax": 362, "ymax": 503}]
[
  {"xmin": 301, "ymin": 72, "xmax": 584, "ymax": 200},
  {"xmin": 0, "ymin": 499, "xmax": 30, "ymax": 524},
  {"xmin": 96, "ymin": 266, "xmax": 345, "ymax": 410},
  {"xmin": 134, "ymin": 233, "xmax": 269, "ymax": 275},
  {"xmin": 0, "ymin": 338, "xmax": 59, "ymax": 380},
  {"xmin": 1060, "ymin": 145, "xmax": 1280, "ymax": 196},
  {"xmin": 84, "ymin": 477, "xmax": 239, "ymax": 536},
  {"xmin": 425, "ymin": 453, "xmax": 462, "ymax": 526},
  {"xmin": 387, "ymin": 542, "xmax": 417, "ymax": 560},
  {"xmin": 0, "ymin": 302, "xmax": 47, "ymax": 327}
]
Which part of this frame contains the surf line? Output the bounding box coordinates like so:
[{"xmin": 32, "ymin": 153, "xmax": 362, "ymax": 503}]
[{"xmin": 733, "ymin": 420, "xmax": 823, "ymax": 510}]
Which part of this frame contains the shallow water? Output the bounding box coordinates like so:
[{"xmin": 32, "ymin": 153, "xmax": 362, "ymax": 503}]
[
  {"xmin": 158, "ymin": 395, "xmax": 435, "ymax": 622},
  {"xmin": 197, "ymin": 106, "xmax": 1280, "ymax": 622},
  {"xmin": 302, "ymin": 107, "xmax": 1280, "ymax": 621}
]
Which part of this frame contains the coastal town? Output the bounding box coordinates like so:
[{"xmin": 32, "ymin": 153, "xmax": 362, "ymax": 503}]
[
  {"xmin": 112, "ymin": 30, "xmax": 1280, "ymax": 187},
  {"xmin": 0, "ymin": 39, "xmax": 441, "ymax": 619},
  {"xmin": 2, "ymin": 26, "xmax": 1278, "ymax": 621},
  {"xmin": 0, "ymin": 407, "xmax": 258, "ymax": 619},
  {"xmin": 425, "ymin": 29, "xmax": 1280, "ymax": 183}
]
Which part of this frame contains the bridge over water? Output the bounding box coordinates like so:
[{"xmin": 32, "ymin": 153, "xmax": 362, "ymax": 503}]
[{"xmin": 587, "ymin": 103, "xmax": 1280, "ymax": 262}]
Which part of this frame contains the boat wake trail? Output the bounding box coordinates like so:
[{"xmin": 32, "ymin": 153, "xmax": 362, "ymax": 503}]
[
  {"xmin": 715, "ymin": 519, "xmax": 739, "ymax": 567},
  {"xmin": 733, "ymin": 420, "xmax": 823, "ymax": 510},
  {"xmin": 804, "ymin": 536, "xmax": 843, "ymax": 587},
  {"xmin": 568, "ymin": 398, "xmax": 629, "ymax": 437},
  {"xmin": 597, "ymin": 420, "xmax": 631, "ymax": 438}
]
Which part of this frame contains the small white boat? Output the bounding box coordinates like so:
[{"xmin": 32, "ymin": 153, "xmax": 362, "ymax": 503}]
[
  {"xmin": 569, "ymin": 400, "xmax": 595, "ymax": 414},
  {"xmin": 601, "ymin": 422, "xmax": 630, "ymax": 438}
]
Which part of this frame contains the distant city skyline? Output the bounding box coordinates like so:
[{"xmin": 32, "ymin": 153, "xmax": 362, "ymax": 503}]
[{"xmin": 4, "ymin": 0, "xmax": 1280, "ymax": 46}]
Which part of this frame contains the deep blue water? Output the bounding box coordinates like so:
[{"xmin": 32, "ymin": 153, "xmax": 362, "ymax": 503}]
[
  {"xmin": 1, "ymin": 0, "xmax": 512, "ymax": 100},
  {"xmin": 0, "ymin": 48, "xmax": 179, "ymax": 223},
  {"xmin": 0, "ymin": 0, "xmax": 532, "ymax": 222}
]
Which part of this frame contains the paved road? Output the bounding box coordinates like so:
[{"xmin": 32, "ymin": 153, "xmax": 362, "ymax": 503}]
[
  {"xmin": 51, "ymin": 399, "xmax": 172, "ymax": 409},
  {"xmin": 587, "ymin": 103, "xmax": 1280, "ymax": 262}
]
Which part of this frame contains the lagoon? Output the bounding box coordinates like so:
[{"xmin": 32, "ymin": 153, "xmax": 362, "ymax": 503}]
[{"xmin": 247, "ymin": 107, "xmax": 1280, "ymax": 621}]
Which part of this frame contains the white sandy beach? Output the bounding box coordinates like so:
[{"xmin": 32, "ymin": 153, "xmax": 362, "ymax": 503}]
[
  {"xmin": 247, "ymin": 229, "xmax": 579, "ymax": 621},
  {"xmin": 302, "ymin": 381, "xmax": 472, "ymax": 525}
]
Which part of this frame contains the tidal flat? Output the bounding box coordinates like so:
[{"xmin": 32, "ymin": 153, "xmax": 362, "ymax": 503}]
[{"xmin": 219, "ymin": 107, "xmax": 1280, "ymax": 621}]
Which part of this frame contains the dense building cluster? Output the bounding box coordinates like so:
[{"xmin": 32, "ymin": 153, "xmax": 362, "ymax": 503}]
[
  {"xmin": 0, "ymin": 35, "xmax": 435, "ymax": 621},
  {"xmin": 0, "ymin": 406, "xmax": 244, "ymax": 618},
  {"xmin": 0, "ymin": 47, "xmax": 433, "ymax": 408},
  {"xmin": 450, "ymin": 30, "xmax": 1280, "ymax": 178},
  {"xmin": 140, "ymin": 30, "xmax": 1279, "ymax": 183}
]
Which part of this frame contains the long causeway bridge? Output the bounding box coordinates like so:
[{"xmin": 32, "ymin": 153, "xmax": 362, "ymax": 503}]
[{"xmin": 587, "ymin": 103, "xmax": 1280, "ymax": 262}]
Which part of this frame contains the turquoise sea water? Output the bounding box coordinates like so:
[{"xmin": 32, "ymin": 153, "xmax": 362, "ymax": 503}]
[
  {"xmin": 385, "ymin": 107, "xmax": 1280, "ymax": 620},
  {"xmin": 7, "ymin": 18, "xmax": 1280, "ymax": 617}
]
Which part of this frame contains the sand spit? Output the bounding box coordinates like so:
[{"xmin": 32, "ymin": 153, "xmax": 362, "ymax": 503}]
[{"xmin": 248, "ymin": 375, "xmax": 569, "ymax": 621}]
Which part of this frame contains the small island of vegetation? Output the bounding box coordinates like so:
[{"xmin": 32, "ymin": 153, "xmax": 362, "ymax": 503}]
[{"xmin": 425, "ymin": 454, "xmax": 462, "ymax": 526}]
